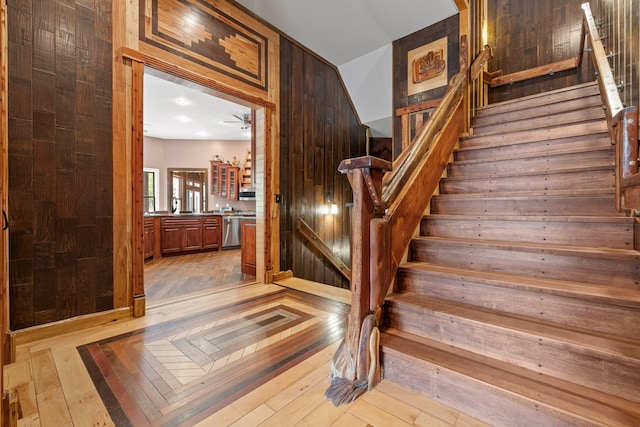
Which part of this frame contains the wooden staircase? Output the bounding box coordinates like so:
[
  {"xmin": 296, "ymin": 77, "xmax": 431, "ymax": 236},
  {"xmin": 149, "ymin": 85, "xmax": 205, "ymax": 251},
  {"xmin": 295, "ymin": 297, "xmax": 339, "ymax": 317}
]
[{"xmin": 380, "ymin": 82, "xmax": 640, "ymax": 426}]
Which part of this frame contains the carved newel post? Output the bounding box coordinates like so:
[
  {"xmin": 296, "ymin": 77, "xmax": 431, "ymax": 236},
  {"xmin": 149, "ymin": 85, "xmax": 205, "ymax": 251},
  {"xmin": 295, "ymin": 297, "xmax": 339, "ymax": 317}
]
[{"xmin": 325, "ymin": 156, "xmax": 392, "ymax": 405}]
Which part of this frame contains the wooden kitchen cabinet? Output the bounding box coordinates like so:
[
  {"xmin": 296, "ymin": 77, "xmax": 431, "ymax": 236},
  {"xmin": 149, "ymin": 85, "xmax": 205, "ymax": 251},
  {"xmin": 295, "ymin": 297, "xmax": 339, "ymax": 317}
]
[
  {"xmin": 227, "ymin": 166, "xmax": 240, "ymax": 200},
  {"xmin": 241, "ymin": 219, "xmax": 256, "ymax": 276},
  {"xmin": 202, "ymin": 216, "xmax": 222, "ymax": 250},
  {"xmin": 210, "ymin": 160, "xmax": 222, "ymax": 195},
  {"xmin": 144, "ymin": 217, "xmax": 155, "ymax": 259}
]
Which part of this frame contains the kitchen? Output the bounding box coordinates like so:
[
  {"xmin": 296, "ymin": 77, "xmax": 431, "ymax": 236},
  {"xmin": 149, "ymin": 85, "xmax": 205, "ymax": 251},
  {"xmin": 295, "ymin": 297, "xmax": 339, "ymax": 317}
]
[{"xmin": 142, "ymin": 70, "xmax": 258, "ymax": 303}]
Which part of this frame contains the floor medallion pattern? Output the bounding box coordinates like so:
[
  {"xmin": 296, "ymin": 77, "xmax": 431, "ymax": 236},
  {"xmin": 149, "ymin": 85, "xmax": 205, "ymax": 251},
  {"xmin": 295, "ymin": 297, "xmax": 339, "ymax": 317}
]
[{"xmin": 78, "ymin": 288, "xmax": 348, "ymax": 426}]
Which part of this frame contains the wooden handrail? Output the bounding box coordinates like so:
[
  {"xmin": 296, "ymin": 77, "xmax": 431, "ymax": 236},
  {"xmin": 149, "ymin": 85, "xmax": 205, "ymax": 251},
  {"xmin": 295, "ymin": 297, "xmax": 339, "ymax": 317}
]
[
  {"xmin": 325, "ymin": 46, "xmax": 493, "ymax": 406},
  {"xmin": 490, "ymin": 56, "xmax": 580, "ymax": 87},
  {"xmin": 581, "ymin": 2, "xmax": 639, "ymax": 212},
  {"xmin": 296, "ymin": 217, "xmax": 351, "ymax": 281},
  {"xmin": 581, "ymin": 3, "xmax": 624, "ymax": 127}
]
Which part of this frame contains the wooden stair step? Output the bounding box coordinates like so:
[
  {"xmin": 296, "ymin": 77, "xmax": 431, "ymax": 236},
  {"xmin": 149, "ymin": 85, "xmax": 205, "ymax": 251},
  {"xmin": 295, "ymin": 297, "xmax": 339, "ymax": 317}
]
[
  {"xmin": 380, "ymin": 328, "xmax": 640, "ymax": 427},
  {"xmin": 460, "ymin": 120, "xmax": 608, "ymax": 150},
  {"xmin": 384, "ymin": 292, "xmax": 640, "ymax": 402},
  {"xmin": 430, "ymin": 191, "xmax": 620, "ymax": 216},
  {"xmin": 472, "ymin": 92, "xmax": 603, "ymax": 129},
  {"xmin": 409, "ymin": 236, "xmax": 640, "ymax": 288},
  {"xmin": 448, "ymin": 147, "xmax": 614, "ymax": 178},
  {"xmin": 421, "ymin": 214, "xmax": 633, "ymax": 249},
  {"xmin": 471, "ymin": 105, "xmax": 605, "ymax": 137},
  {"xmin": 397, "ymin": 261, "xmax": 640, "ymax": 340},
  {"xmin": 456, "ymin": 132, "xmax": 611, "ymax": 162},
  {"xmin": 440, "ymin": 165, "xmax": 614, "ymax": 194},
  {"xmin": 474, "ymin": 82, "xmax": 601, "ymax": 118}
]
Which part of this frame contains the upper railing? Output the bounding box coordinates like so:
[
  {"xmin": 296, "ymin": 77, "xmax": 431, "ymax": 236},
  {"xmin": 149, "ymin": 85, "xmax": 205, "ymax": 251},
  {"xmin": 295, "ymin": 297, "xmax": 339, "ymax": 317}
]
[
  {"xmin": 581, "ymin": 2, "xmax": 639, "ymax": 213},
  {"xmin": 325, "ymin": 45, "xmax": 492, "ymax": 406}
]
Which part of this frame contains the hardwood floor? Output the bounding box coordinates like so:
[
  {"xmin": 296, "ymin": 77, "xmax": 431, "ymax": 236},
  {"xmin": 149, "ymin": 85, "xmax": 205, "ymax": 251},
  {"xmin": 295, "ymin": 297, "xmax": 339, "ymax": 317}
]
[
  {"xmin": 5, "ymin": 264, "xmax": 489, "ymax": 426},
  {"xmin": 144, "ymin": 250, "xmax": 255, "ymax": 306}
]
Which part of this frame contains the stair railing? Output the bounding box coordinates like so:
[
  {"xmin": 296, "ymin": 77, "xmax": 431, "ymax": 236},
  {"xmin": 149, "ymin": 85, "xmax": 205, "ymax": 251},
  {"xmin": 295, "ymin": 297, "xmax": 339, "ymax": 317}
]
[
  {"xmin": 325, "ymin": 45, "xmax": 492, "ymax": 406},
  {"xmin": 581, "ymin": 2, "xmax": 640, "ymax": 214}
]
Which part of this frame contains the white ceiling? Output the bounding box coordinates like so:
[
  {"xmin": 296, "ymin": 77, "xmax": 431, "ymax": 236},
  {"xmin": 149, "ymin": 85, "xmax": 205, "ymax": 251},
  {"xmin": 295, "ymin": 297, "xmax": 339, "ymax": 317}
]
[
  {"xmin": 144, "ymin": 0, "xmax": 459, "ymax": 140},
  {"xmin": 144, "ymin": 73, "xmax": 251, "ymax": 141},
  {"xmin": 236, "ymin": 0, "xmax": 459, "ymax": 67}
]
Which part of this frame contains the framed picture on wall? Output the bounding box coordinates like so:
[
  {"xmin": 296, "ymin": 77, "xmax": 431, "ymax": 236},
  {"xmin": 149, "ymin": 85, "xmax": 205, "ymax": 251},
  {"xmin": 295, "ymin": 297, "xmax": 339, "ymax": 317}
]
[{"xmin": 407, "ymin": 36, "xmax": 448, "ymax": 96}]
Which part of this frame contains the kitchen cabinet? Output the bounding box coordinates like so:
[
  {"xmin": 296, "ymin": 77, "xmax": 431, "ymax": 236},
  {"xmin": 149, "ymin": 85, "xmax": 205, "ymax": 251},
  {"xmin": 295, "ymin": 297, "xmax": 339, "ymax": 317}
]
[
  {"xmin": 144, "ymin": 217, "xmax": 155, "ymax": 260},
  {"xmin": 241, "ymin": 219, "xmax": 256, "ymax": 276},
  {"xmin": 158, "ymin": 215, "xmax": 221, "ymax": 256},
  {"xmin": 213, "ymin": 162, "xmax": 240, "ymax": 201},
  {"xmin": 210, "ymin": 160, "xmax": 222, "ymax": 195},
  {"xmin": 202, "ymin": 216, "xmax": 222, "ymax": 250},
  {"xmin": 227, "ymin": 166, "xmax": 240, "ymax": 200}
]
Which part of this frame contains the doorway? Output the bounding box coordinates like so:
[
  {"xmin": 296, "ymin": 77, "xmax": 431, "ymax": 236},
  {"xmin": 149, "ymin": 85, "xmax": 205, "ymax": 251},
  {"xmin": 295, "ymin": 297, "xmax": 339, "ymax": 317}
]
[{"xmin": 142, "ymin": 68, "xmax": 259, "ymax": 306}]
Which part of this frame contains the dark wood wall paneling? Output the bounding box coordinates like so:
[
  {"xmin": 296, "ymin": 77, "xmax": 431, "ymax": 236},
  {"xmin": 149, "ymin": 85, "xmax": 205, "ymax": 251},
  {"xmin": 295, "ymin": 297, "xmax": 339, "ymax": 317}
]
[
  {"xmin": 279, "ymin": 37, "xmax": 367, "ymax": 289},
  {"xmin": 7, "ymin": 0, "xmax": 113, "ymax": 329},
  {"xmin": 487, "ymin": 0, "xmax": 595, "ymax": 103},
  {"xmin": 591, "ymin": 0, "xmax": 640, "ymax": 113},
  {"xmin": 392, "ymin": 15, "xmax": 460, "ymax": 158}
]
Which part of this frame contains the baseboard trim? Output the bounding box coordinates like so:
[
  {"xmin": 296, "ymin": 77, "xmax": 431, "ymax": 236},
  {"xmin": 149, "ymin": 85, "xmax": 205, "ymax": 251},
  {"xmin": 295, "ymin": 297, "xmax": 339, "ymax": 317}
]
[{"xmin": 13, "ymin": 307, "xmax": 133, "ymax": 346}]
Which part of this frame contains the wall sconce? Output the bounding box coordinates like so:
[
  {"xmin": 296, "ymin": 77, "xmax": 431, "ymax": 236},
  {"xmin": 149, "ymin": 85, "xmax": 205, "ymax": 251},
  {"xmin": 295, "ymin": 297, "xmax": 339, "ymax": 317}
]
[{"xmin": 321, "ymin": 190, "xmax": 339, "ymax": 216}]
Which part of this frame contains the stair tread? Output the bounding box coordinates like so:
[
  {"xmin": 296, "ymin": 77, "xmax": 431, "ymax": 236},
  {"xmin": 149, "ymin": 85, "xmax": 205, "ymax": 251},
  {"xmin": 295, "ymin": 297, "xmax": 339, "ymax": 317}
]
[
  {"xmin": 386, "ymin": 292, "xmax": 640, "ymax": 359},
  {"xmin": 433, "ymin": 187, "xmax": 614, "ymax": 198},
  {"xmin": 453, "ymin": 145, "xmax": 612, "ymax": 164},
  {"xmin": 414, "ymin": 235, "xmax": 640, "ymax": 259},
  {"xmin": 381, "ymin": 328, "xmax": 640, "ymax": 426},
  {"xmin": 470, "ymin": 114, "xmax": 606, "ymax": 138},
  {"xmin": 475, "ymin": 82, "xmax": 600, "ymax": 115},
  {"xmin": 460, "ymin": 120, "xmax": 608, "ymax": 147},
  {"xmin": 398, "ymin": 261, "xmax": 640, "ymax": 308},
  {"xmin": 472, "ymin": 94, "xmax": 603, "ymax": 128},
  {"xmin": 424, "ymin": 213, "xmax": 634, "ymax": 224},
  {"xmin": 444, "ymin": 163, "xmax": 614, "ymax": 181}
]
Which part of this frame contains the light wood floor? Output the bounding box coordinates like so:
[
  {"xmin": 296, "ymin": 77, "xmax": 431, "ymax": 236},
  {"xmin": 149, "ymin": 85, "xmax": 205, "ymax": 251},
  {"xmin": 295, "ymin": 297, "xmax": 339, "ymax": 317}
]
[{"xmin": 5, "ymin": 256, "xmax": 489, "ymax": 426}]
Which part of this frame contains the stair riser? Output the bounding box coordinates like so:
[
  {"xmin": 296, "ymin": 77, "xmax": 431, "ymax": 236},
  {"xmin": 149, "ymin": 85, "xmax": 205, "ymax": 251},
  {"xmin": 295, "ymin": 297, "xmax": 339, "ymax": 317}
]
[
  {"xmin": 381, "ymin": 351, "xmax": 582, "ymax": 427},
  {"xmin": 409, "ymin": 241, "xmax": 640, "ymax": 288},
  {"xmin": 440, "ymin": 169, "xmax": 615, "ymax": 194},
  {"xmin": 448, "ymin": 150, "xmax": 613, "ymax": 178},
  {"xmin": 475, "ymin": 84, "xmax": 602, "ymax": 118},
  {"xmin": 460, "ymin": 121, "xmax": 608, "ymax": 151},
  {"xmin": 385, "ymin": 302, "xmax": 640, "ymax": 403},
  {"xmin": 456, "ymin": 134, "xmax": 611, "ymax": 162},
  {"xmin": 430, "ymin": 195, "xmax": 620, "ymax": 216},
  {"xmin": 421, "ymin": 217, "xmax": 632, "ymax": 249},
  {"xmin": 471, "ymin": 109, "xmax": 605, "ymax": 139},
  {"xmin": 472, "ymin": 94, "xmax": 603, "ymax": 129},
  {"xmin": 397, "ymin": 268, "xmax": 640, "ymax": 341}
]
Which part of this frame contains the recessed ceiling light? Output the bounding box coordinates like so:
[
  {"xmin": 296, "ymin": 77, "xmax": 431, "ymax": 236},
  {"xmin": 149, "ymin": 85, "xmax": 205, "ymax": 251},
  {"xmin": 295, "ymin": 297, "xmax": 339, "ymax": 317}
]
[
  {"xmin": 174, "ymin": 97, "xmax": 191, "ymax": 106},
  {"xmin": 175, "ymin": 114, "xmax": 192, "ymax": 122}
]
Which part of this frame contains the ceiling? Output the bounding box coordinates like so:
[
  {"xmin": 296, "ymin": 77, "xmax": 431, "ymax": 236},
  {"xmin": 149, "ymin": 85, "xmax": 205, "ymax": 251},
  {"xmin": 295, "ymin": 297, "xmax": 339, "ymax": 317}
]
[
  {"xmin": 143, "ymin": 0, "xmax": 459, "ymax": 140},
  {"xmin": 143, "ymin": 73, "xmax": 251, "ymax": 141},
  {"xmin": 235, "ymin": 0, "xmax": 459, "ymax": 67}
]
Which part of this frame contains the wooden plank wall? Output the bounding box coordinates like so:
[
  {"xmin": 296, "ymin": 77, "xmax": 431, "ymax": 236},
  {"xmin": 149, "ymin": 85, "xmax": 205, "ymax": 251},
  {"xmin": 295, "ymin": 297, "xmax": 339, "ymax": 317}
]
[
  {"xmin": 6, "ymin": 1, "xmax": 113, "ymax": 330},
  {"xmin": 486, "ymin": 0, "xmax": 594, "ymax": 103},
  {"xmin": 279, "ymin": 38, "xmax": 367, "ymax": 289},
  {"xmin": 392, "ymin": 15, "xmax": 460, "ymax": 159},
  {"xmin": 591, "ymin": 0, "xmax": 640, "ymax": 114}
]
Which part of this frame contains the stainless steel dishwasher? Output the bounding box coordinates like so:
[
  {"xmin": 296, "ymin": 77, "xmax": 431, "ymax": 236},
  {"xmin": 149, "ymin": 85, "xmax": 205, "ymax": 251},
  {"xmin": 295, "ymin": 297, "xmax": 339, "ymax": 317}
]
[{"xmin": 222, "ymin": 215, "xmax": 242, "ymax": 248}]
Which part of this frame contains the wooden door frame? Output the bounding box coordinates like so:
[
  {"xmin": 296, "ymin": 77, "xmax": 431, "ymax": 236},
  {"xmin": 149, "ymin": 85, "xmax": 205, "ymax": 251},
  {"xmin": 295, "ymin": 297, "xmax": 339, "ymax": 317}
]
[
  {"xmin": 123, "ymin": 48, "xmax": 276, "ymax": 317},
  {"xmin": 0, "ymin": 0, "xmax": 8, "ymax": 421}
]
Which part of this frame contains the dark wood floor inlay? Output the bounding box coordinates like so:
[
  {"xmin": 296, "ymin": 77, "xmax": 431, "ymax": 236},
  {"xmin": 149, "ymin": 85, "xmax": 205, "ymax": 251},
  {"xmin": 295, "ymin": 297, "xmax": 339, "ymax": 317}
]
[{"xmin": 78, "ymin": 288, "xmax": 348, "ymax": 426}]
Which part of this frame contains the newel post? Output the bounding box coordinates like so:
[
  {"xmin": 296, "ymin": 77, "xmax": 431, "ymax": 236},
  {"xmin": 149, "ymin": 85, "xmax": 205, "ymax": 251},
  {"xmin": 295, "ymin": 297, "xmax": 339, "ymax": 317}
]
[{"xmin": 326, "ymin": 156, "xmax": 391, "ymax": 406}]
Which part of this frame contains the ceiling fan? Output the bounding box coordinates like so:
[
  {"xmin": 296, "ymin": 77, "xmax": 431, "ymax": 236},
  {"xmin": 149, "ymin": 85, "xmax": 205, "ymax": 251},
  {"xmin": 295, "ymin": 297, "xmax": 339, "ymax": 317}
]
[{"xmin": 223, "ymin": 113, "xmax": 252, "ymax": 129}]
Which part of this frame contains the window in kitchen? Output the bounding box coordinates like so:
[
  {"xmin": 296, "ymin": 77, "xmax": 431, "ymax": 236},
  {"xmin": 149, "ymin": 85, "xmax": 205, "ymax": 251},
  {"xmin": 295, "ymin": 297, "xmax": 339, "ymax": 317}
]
[{"xmin": 143, "ymin": 168, "xmax": 159, "ymax": 213}]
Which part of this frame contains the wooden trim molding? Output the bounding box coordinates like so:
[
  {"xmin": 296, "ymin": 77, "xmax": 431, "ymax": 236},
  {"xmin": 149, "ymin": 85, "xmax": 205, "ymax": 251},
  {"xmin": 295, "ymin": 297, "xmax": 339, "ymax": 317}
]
[
  {"xmin": 13, "ymin": 308, "xmax": 133, "ymax": 346},
  {"xmin": 122, "ymin": 47, "xmax": 276, "ymax": 111}
]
